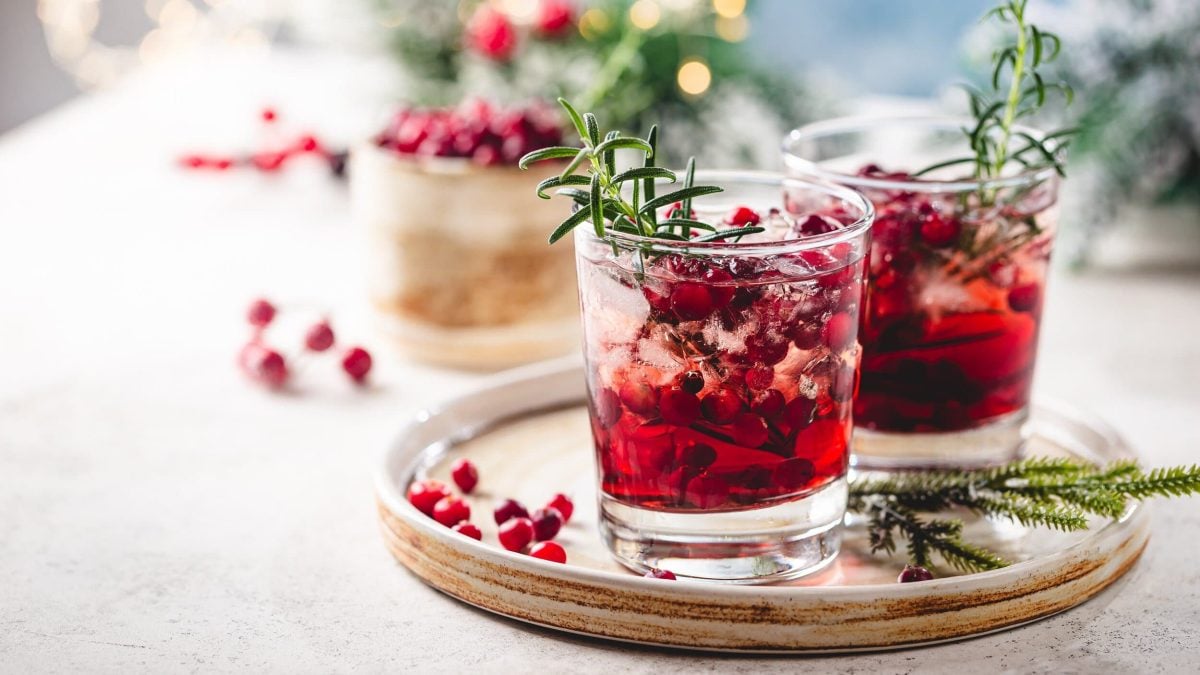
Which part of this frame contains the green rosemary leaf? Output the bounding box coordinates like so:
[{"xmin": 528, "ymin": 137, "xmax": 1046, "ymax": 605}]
[
  {"xmin": 992, "ymin": 48, "xmax": 1016, "ymax": 90},
  {"xmin": 518, "ymin": 146, "xmax": 584, "ymax": 170},
  {"xmin": 536, "ymin": 174, "xmax": 589, "ymax": 199},
  {"xmin": 695, "ymin": 226, "xmax": 763, "ymax": 242},
  {"xmin": 652, "ymin": 231, "xmax": 689, "ymax": 241},
  {"xmin": 631, "ymin": 178, "xmax": 640, "ymax": 213},
  {"xmin": 548, "ymin": 207, "xmax": 591, "ymax": 244},
  {"xmin": 555, "ymin": 187, "xmax": 590, "ymax": 203},
  {"xmin": 1014, "ymin": 131, "xmax": 1065, "ymax": 175},
  {"xmin": 557, "ymin": 98, "xmax": 589, "ymax": 145},
  {"xmin": 583, "ymin": 113, "xmax": 600, "ymax": 147},
  {"xmin": 1031, "ymin": 25, "xmax": 1043, "ymax": 66},
  {"xmin": 1033, "ymin": 71, "xmax": 1046, "ymax": 106},
  {"xmin": 644, "ymin": 125, "xmax": 658, "ymax": 227},
  {"xmin": 595, "ymin": 136, "xmax": 654, "ymax": 157},
  {"xmin": 658, "ymin": 218, "xmax": 716, "ymax": 232},
  {"xmin": 911, "ymin": 156, "xmax": 978, "ymax": 177},
  {"xmin": 589, "ymin": 173, "xmax": 604, "ymax": 239},
  {"xmin": 639, "ymin": 185, "xmax": 723, "ymax": 216},
  {"xmin": 612, "ymin": 167, "xmax": 676, "ymax": 185},
  {"xmin": 680, "ymin": 157, "xmax": 698, "ymax": 236},
  {"xmin": 1041, "ymin": 31, "xmax": 1061, "ymax": 61}
]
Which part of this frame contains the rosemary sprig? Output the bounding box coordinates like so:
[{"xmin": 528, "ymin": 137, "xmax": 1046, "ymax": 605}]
[
  {"xmin": 519, "ymin": 98, "xmax": 764, "ymax": 246},
  {"xmin": 916, "ymin": 0, "xmax": 1076, "ymax": 186},
  {"xmin": 849, "ymin": 458, "xmax": 1200, "ymax": 573}
]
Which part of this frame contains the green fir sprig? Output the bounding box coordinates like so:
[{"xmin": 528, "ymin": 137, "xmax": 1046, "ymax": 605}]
[
  {"xmin": 519, "ymin": 98, "xmax": 764, "ymax": 246},
  {"xmin": 915, "ymin": 0, "xmax": 1077, "ymax": 185},
  {"xmin": 849, "ymin": 458, "xmax": 1200, "ymax": 573}
]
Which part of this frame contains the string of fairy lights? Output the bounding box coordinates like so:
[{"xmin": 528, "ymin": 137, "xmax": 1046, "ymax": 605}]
[{"xmin": 36, "ymin": 0, "xmax": 749, "ymax": 96}]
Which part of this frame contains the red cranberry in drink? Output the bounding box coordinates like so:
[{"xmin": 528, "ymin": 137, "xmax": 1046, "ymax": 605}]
[
  {"xmin": 452, "ymin": 522, "xmax": 482, "ymax": 541},
  {"xmin": 795, "ymin": 214, "xmax": 839, "ymax": 236},
  {"xmin": 783, "ymin": 397, "xmax": 815, "ymax": 428},
  {"xmin": 1007, "ymin": 282, "xmax": 1040, "ymax": 312},
  {"xmin": 341, "ymin": 346, "xmax": 373, "ymax": 383},
  {"xmin": 658, "ymin": 386, "xmax": 700, "ymax": 425},
  {"xmin": 726, "ymin": 206, "xmax": 761, "ymax": 226},
  {"xmin": 670, "ymin": 283, "xmax": 715, "ymax": 320},
  {"xmin": 751, "ymin": 389, "xmax": 785, "ymax": 418},
  {"xmin": 407, "ymin": 480, "xmax": 451, "ymax": 516},
  {"xmin": 498, "ymin": 517, "xmax": 534, "ymax": 552},
  {"xmin": 700, "ymin": 387, "xmax": 743, "ymax": 424},
  {"xmin": 744, "ymin": 365, "xmax": 774, "ymax": 391},
  {"xmin": 684, "ymin": 475, "xmax": 730, "ymax": 509},
  {"xmin": 493, "ymin": 498, "xmax": 529, "ymax": 525},
  {"xmin": 773, "ymin": 458, "xmax": 815, "ymax": 490},
  {"xmin": 239, "ymin": 343, "xmax": 289, "ymax": 389},
  {"xmin": 593, "ymin": 386, "xmax": 623, "ymax": 428},
  {"xmin": 791, "ymin": 323, "xmax": 823, "ymax": 350},
  {"xmin": 679, "ymin": 443, "xmax": 717, "ymax": 471},
  {"xmin": 731, "ymin": 413, "xmax": 769, "ymax": 448},
  {"xmin": 644, "ymin": 568, "xmax": 676, "ymax": 580},
  {"xmin": 529, "ymin": 541, "xmax": 567, "ymax": 564},
  {"xmin": 247, "ymin": 298, "xmax": 276, "ymax": 327},
  {"xmin": 679, "ymin": 370, "xmax": 705, "ymax": 394},
  {"xmin": 531, "ymin": 507, "xmax": 564, "ymax": 541},
  {"xmin": 618, "ymin": 380, "xmax": 659, "ymax": 416},
  {"xmin": 823, "ymin": 312, "xmax": 856, "ymax": 351},
  {"xmin": 304, "ymin": 321, "xmax": 334, "ymax": 352},
  {"xmin": 450, "ymin": 458, "xmax": 479, "ymax": 494},
  {"xmin": 919, "ymin": 212, "xmax": 961, "ymax": 247},
  {"xmin": 744, "ymin": 332, "xmax": 790, "ymax": 366},
  {"xmin": 432, "ymin": 495, "xmax": 470, "ymax": 527},
  {"xmin": 702, "ymin": 267, "xmax": 735, "ymax": 308},
  {"xmin": 898, "ymin": 564, "xmax": 934, "ymax": 583},
  {"xmin": 546, "ymin": 493, "xmax": 574, "ymax": 523}
]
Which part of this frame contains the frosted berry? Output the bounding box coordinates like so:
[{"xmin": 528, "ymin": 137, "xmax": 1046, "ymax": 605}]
[
  {"xmin": 452, "ymin": 522, "xmax": 482, "ymax": 540},
  {"xmin": 498, "ymin": 517, "xmax": 534, "ymax": 551},
  {"xmin": 239, "ymin": 343, "xmax": 289, "ymax": 389},
  {"xmin": 341, "ymin": 346, "xmax": 373, "ymax": 383},
  {"xmin": 450, "ymin": 458, "xmax": 479, "ymax": 494},
  {"xmin": 531, "ymin": 507, "xmax": 563, "ymax": 541},
  {"xmin": 304, "ymin": 321, "xmax": 335, "ymax": 352},
  {"xmin": 546, "ymin": 494, "xmax": 574, "ymax": 523},
  {"xmin": 529, "ymin": 541, "xmax": 567, "ymax": 564},
  {"xmin": 644, "ymin": 568, "xmax": 676, "ymax": 580},
  {"xmin": 247, "ymin": 298, "xmax": 276, "ymax": 327},
  {"xmin": 899, "ymin": 564, "xmax": 934, "ymax": 583},
  {"xmin": 432, "ymin": 495, "xmax": 470, "ymax": 527},
  {"xmin": 407, "ymin": 480, "xmax": 451, "ymax": 516},
  {"xmin": 494, "ymin": 498, "xmax": 529, "ymax": 525}
]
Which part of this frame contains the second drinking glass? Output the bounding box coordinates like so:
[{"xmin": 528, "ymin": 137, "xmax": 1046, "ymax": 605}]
[{"xmin": 576, "ymin": 170, "xmax": 873, "ymax": 583}]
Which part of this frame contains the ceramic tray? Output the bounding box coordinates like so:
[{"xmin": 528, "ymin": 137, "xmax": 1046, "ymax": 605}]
[{"xmin": 374, "ymin": 358, "xmax": 1148, "ymax": 653}]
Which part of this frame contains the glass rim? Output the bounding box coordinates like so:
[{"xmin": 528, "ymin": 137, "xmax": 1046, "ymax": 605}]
[
  {"xmin": 781, "ymin": 115, "xmax": 1060, "ymax": 193},
  {"xmin": 583, "ymin": 169, "xmax": 875, "ymax": 257}
]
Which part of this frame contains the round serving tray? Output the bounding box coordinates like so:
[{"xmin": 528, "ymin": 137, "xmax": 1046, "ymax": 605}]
[{"xmin": 374, "ymin": 358, "xmax": 1148, "ymax": 653}]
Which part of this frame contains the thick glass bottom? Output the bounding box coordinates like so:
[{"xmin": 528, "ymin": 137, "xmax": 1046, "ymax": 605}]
[
  {"xmin": 852, "ymin": 408, "xmax": 1029, "ymax": 470},
  {"xmin": 599, "ymin": 477, "xmax": 847, "ymax": 584}
]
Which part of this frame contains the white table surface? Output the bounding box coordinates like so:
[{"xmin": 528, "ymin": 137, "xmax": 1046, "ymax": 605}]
[{"xmin": 2, "ymin": 52, "xmax": 1198, "ymax": 673}]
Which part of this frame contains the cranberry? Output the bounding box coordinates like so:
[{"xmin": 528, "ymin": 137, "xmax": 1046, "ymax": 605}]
[
  {"xmin": 450, "ymin": 458, "xmax": 479, "ymax": 494},
  {"xmin": 547, "ymin": 494, "xmax": 574, "ymax": 523},
  {"xmin": 658, "ymin": 386, "xmax": 700, "ymax": 425},
  {"xmin": 679, "ymin": 443, "xmax": 717, "ymax": 470},
  {"xmin": 783, "ymin": 397, "xmax": 816, "ymax": 427},
  {"xmin": 247, "ymin": 298, "xmax": 276, "ymax": 327},
  {"xmin": 341, "ymin": 346, "xmax": 373, "ymax": 383},
  {"xmin": 919, "ymin": 213, "xmax": 961, "ymax": 247},
  {"xmin": 535, "ymin": 0, "xmax": 574, "ymax": 37},
  {"xmin": 679, "ymin": 370, "xmax": 705, "ymax": 394},
  {"xmin": 823, "ymin": 313, "xmax": 856, "ymax": 351},
  {"xmin": 466, "ymin": 7, "xmax": 517, "ymax": 61},
  {"xmin": 304, "ymin": 321, "xmax": 335, "ymax": 352},
  {"xmin": 744, "ymin": 332, "xmax": 790, "ymax": 366},
  {"xmin": 700, "ymin": 387, "xmax": 743, "ymax": 424},
  {"xmin": 795, "ymin": 214, "xmax": 839, "ymax": 236},
  {"xmin": 751, "ymin": 389, "xmax": 785, "ymax": 417},
  {"xmin": 432, "ymin": 495, "xmax": 470, "ymax": 527},
  {"xmin": 296, "ymin": 135, "xmax": 321, "ymax": 153},
  {"xmin": 684, "ymin": 475, "xmax": 730, "ymax": 509},
  {"xmin": 472, "ymin": 144, "xmax": 501, "ymax": 166},
  {"xmin": 731, "ymin": 413, "xmax": 769, "ymax": 448},
  {"xmin": 1008, "ymin": 282, "xmax": 1040, "ymax": 312},
  {"xmin": 407, "ymin": 480, "xmax": 451, "ymax": 516},
  {"xmin": 531, "ymin": 507, "xmax": 564, "ymax": 541},
  {"xmin": 261, "ymin": 107, "xmax": 277, "ymax": 123},
  {"xmin": 452, "ymin": 522, "xmax": 482, "ymax": 540},
  {"xmin": 726, "ymin": 206, "xmax": 762, "ymax": 226},
  {"xmin": 898, "ymin": 564, "xmax": 934, "ymax": 583},
  {"xmin": 644, "ymin": 568, "xmax": 676, "ymax": 580},
  {"xmin": 773, "ymin": 458, "xmax": 815, "ymax": 490},
  {"xmin": 702, "ymin": 267, "xmax": 735, "ymax": 308},
  {"xmin": 791, "ymin": 324, "xmax": 823, "ymax": 350},
  {"xmin": 498, "ymin": 517, "xmax": 534, "ymax": 551},
  {"xmin": 593, "ymin": 386, "xmax": 622, "ymax": 428},
  {"xmin": 744, "ymin": 365, "xmax": 775, "ymax": 391},
  {"xmin": 618, "ymin": 380, "xmax": 658, "ymax": 416},
  {"xmin": 670, "ymin": 283, "xmax": 714, "ymax": 320},
  {"xmin": 494, "ymin": 498, "xmax": 529, "ymax": 525},
  {"xmin": 529, "ymin": 541, "xmax": 567, "ymax": 564},
  {"xmin": 239, "ymin": 343, "xmax": 289, "ymax": 389},
  {"xmin": 665, "ymin": 201, "xmax": 696, "ymax": 219}
]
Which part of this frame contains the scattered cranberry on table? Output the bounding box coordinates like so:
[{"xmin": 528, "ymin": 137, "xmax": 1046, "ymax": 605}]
[
  {"xmin": 451, "ymin": 458, "xmax": 479, "ymax": 494},
  {"xmin": 531, "ymin": 507, "xmax": 563, "ymax": 541},
  {"xmin": 452, "ymin": 522, "xmax": 482, "ymax": 541},
  {"xmin": 238, "ymin": 343, "xmax": 289, "ymax": 389},
  {"xmin": 247, "ymin": 298, "xmax": 276, "ymax": 328},
  {"xmin": 304, "ymin": 321, "xmax": 335, "ymax": 352},
  {"xmin": 898, "ymin": 564, "xmax": 934, "ymax": 583},
  {"xmin": 340, "ymin": 346, "xmax": 373, "ymax": 384},
  {"xmin": 494, "ymin": 498, "xmax": 530, "ymax": 525},
  {"xmin": 528, "ymin": 541, "xmax": 567, "ymax": 564},
  {"xmin": 546, "ymin": 494, "xmax": 574, "ymax": 523},
  {"xmin": 238, "ymin": 297, "xmax": 374, "ymax": 390},
  {"xmin": 180, "ymin": 107, "xmax": 347, "ymax": 178},
  {"xmin": 644, "ymin": 568, "xmax": 677, "ymax": 580},
  {"xmin": 498, "ymin": 517, "xmax": 535, "ymax": 552}
]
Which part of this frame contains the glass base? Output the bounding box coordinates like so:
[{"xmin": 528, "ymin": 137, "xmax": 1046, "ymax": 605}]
[
  {"xmin": 852, "ymin": 409, "xmax": 1030, "ymax": 470},
  {"xmin": 599, "ymin": 478, "xmax": 847, "ymax": 584}
]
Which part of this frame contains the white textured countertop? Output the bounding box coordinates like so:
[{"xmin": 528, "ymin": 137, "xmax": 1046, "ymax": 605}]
[{"xmin": 1, "ymin": 53, "xmax": 1197, "ymax": 673}]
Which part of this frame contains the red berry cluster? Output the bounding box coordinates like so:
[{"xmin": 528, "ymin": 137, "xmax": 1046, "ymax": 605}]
[
  {"xmin": 180, "ymin": 107, "xmax": 348, "ymax": 178},
  {"xmin": 375, "ymin": 99, "xmax": 564, "ymax": 167},
  {"xmin": 407, "ymin": 459, "xmax": 575, "ymax": 565},
  {"xmin": 465, "ymin": 0, "xmax": 576, "ymax": 62},
  {"xmin": 238, "ymin": 297, "xmax": 373, "ymax": 390}
]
